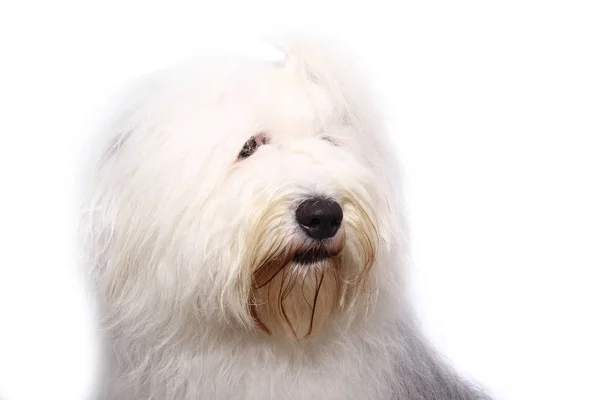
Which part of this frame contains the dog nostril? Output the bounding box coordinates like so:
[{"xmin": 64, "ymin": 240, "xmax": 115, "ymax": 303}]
[{"xmin": 295, "ymin": 197, "xmax": 343, "ymax": 240}]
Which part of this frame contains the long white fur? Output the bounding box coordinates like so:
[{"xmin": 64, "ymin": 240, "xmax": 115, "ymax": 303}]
[{"xmin": 81, "ymin": 38, "xmax": 491, "ymax": 400}]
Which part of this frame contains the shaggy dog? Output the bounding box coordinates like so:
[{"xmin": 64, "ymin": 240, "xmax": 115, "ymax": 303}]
[{"xmin": 81, "ymin": 39, "xmax": 491, "ymax": 399}]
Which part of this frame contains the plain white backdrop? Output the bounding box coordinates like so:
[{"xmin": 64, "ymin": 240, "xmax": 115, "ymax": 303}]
[{"xmin": 1, "ymin": 1, "xmax": 599, "ymax": 399}]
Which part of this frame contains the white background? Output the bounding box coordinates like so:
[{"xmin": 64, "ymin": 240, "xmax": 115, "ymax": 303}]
[{"xmin": 1, "ymin": 1, "xmax": 599, "ymax": 399}]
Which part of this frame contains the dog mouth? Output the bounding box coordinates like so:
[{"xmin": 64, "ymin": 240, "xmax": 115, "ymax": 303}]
[
  {"xmin": 253, "ymin": 234, "xmax": 346, "ymax": 289},
  {"xmin": 292, "ymin": 244, "xmax": 342, "ymax": 265}
]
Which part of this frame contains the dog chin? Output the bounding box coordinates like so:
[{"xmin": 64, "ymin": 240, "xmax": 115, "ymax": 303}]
[
  {"xmin": 250, "ymin": 260, "xmax": 341, "ymax": 340},
  {"xmin": 249, "ymin": 235, "xmax": 348, "ymax": 340}
]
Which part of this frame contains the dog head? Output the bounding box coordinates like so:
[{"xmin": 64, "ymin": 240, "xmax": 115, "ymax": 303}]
[{"xmin": 83, "ymin": 40, "xmax": 406, "ymax": 342}]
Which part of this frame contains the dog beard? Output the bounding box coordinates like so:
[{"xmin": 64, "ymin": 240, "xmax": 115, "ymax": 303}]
[{"xmin": 249, "ymin": 202, "xmax": 377, "ymax": 340}]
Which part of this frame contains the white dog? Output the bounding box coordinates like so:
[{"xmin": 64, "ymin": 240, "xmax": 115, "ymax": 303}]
[{"xmin": 81, "ymin": 39, "xmax": 490, "ymax": 400}]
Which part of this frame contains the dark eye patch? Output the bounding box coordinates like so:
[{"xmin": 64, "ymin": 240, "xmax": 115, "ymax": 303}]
[{"xmin": 238, "ymin": 132, "xmax": 270, "ymax": 160}]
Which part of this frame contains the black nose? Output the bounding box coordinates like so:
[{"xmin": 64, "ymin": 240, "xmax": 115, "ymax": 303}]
[{"xmin": 295, "ymin": 198, "xmax": 343, "ymax": 240}]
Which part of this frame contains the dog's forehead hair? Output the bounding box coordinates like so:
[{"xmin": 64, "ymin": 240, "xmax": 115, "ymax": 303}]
[
  {"xmin": 100, "ymin": 46, "xmax": 362, "ymax": 167},
  {"xmin": 224, "ymin": 67, "xmax": 343, "ymax": 146}
]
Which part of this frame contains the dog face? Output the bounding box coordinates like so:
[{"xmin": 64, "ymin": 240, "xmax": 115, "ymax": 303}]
[{"xmin": 84, "ymin": 44, "xmax": 403, "ymax": 341}]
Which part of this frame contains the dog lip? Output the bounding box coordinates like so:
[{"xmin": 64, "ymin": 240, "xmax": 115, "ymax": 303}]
[{"xmin": 293, "ymin": 246, "xmax": 341, "ymax": 265}]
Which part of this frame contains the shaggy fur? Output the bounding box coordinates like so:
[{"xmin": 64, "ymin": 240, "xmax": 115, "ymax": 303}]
[{"xmin": 81, "ymin": 39, "xmax": 491, "ymax": 400}]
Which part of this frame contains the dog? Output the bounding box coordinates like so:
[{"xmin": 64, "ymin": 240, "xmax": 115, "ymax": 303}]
[{"xmin": 81, "ymin": 38, "xmax": 491, "ymax": 400}]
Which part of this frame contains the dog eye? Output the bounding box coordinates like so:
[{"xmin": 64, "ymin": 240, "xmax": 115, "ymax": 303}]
[{"xmin": 238, "ymin": 133, "xmax": 269, "ymax": 160}]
